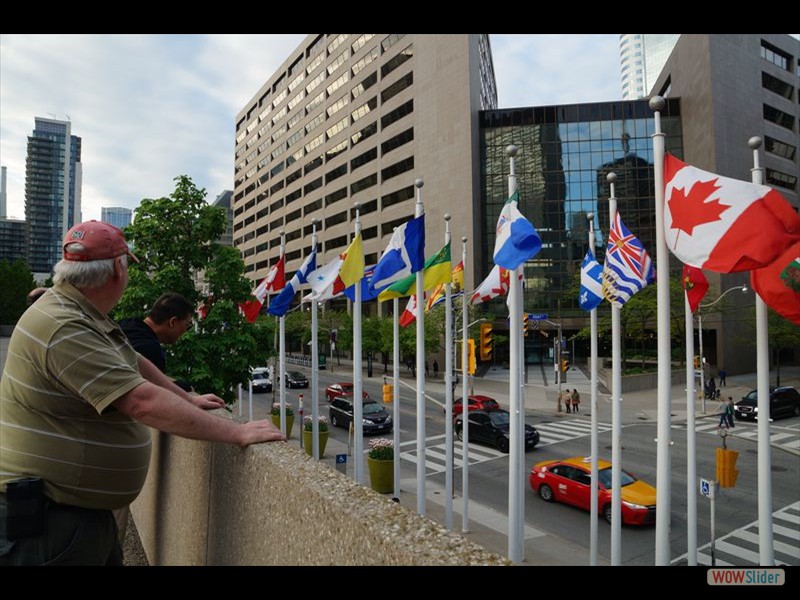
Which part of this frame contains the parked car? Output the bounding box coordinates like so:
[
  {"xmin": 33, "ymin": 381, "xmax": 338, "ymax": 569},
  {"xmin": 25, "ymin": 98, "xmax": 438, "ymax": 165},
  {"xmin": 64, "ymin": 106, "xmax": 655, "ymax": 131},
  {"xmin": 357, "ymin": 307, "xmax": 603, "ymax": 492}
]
[
  {"xmin": 451, "ymin": 395, "xmax": 500, "ymax": 416},
  {"xmin": 250, "ymin": 367, "xmax": 272, "ymax": 393},
  {"xmin": 285, "ymin": 370, "xmax": 309, "ymax": 389},
  {"xmin": 454, "ymin": 409, "xmax": 539, "ymax": 453},
  {"xmin": 734, "ymin": 386, "xmax": 800, "ymax": 421},
  {"xmin": 325, "ymin": 382, "xmax": 369, "ymax": 402},
  {"xmin": 329, "ymin": 398, "xmax": 392, "ymax": 434},
  {"xmin": 529, "ymin": 457, "xmax": 657, "ymax": 525}
]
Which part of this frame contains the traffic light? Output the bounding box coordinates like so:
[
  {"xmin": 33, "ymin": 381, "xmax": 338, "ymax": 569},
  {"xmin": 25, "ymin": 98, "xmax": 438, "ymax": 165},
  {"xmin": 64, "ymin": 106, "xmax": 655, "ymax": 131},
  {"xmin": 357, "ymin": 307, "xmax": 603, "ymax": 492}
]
[
  {"xmin": 523, "ymin": 313, "xmax": 529, "ymax": 336},
  {"xmin": 716, "ymin": 448, "xmax": 740, "ymax": 488},
  {"xmin": 467, "ymin": 339, "xmax": 477, "ymax": 375},
  {"xmin": 694, "ymin": 356, "xmax": 700, "ymax": 369},
  {"xmin": 479, "ymin": 322, "xmax": 493, "ymax": 362},
  {"xmin": 561, "ymin": 359, "xmax": 570, "ymax": 372}
]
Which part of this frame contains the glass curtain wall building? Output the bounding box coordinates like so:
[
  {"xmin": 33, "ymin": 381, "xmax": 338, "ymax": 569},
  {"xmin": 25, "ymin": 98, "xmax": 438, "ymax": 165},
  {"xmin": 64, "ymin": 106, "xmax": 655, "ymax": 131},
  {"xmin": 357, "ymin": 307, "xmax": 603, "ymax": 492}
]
[
  {"xmin": 100, "ymin": 206, "xmax": 132, "ymax": 229},
  {"xmin": 479, "ymin": 99, "xmax": 683, "ymax": 365}
]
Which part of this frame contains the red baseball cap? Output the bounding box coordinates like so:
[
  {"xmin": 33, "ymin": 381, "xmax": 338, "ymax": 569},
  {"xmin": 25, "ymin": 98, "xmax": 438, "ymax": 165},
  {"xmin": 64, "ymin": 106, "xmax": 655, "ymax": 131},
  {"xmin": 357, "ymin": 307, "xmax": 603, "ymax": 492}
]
[{"xmin": 63, "ymin": 220, "xmax": 139, "ymax": 263}]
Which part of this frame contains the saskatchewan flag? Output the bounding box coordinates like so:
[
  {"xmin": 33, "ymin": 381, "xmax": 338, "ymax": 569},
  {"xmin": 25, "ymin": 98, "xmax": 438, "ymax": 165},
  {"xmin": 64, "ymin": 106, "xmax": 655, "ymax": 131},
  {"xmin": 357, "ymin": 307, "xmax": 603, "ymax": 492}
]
[{"xmin": 378, "ymin": 242, "xmax": 451, "ymax": 302}]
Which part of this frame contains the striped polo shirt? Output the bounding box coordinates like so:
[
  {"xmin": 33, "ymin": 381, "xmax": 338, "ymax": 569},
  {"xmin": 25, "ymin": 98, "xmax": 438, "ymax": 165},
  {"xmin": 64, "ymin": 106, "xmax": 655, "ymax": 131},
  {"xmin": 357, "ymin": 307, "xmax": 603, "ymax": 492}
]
[{"xmin": 0, "ymin": 282, "xmax": 151, "ymax": 510}]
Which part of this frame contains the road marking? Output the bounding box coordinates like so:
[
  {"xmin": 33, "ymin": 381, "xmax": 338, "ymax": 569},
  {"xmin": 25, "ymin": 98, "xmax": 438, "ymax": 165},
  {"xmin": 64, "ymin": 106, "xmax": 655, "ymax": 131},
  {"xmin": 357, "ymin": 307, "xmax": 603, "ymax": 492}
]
[{"xmin": 399, "ymin": 435, "xmax": 507, "ymax": 475}]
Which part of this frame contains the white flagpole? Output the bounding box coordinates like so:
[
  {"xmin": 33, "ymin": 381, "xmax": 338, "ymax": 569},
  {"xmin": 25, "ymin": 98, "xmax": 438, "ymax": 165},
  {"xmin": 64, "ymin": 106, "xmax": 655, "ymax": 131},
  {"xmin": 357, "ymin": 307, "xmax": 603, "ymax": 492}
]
[
  {"xmin": 685, "ymin": 280, "xmax": 697, "ymax": 565},
  {"xmin": 311, "ymin": 219, "xmax": 320, "ymax": 459},
  {"xmin": 650, "ymin": 96, "xmax": 672, "ymax": 566},
  {"xmin": 353, "ymin": 203, "xmax": 364, "ymax": 484},
  {"xmin": 393, "ymin": 296, "xmax": 401, "ymax": 500},
  {"xmin": 750, "ymin": 136, "xmax": 774, "ymax": 565},
  {"xmin": 506, "ymin": 144, "xmax": 524, "ymax": 564},
  {"xmin": 588, "ymin": 212, "xmax": 599, "ymax": 566},
  {"xmin": 279, "ymin": 230, "xmax": 287, "ymax": 437},
  {"xmin": 461, "ymin": 235, "xmax": 470, "ymax": 533},
  {"xmin": 444, "ymin": 214, "xmax": 454, "ymax": 530},
  {"xmin": 608, "ymin": 173, "xmax": 622, "ymax": 566},
  {"xmin": 414, "ymin": 178, "xmax": 426, "ymax": 516}
]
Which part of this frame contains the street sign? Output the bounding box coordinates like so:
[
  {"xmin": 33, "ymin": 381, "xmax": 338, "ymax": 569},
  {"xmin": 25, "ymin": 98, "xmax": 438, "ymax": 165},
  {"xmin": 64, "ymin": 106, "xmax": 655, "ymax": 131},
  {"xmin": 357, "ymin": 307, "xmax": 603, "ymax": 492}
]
[
  {"xmin": 700, "ymin": 478, "xmax": 715, "ymax": 499},
  {"xmin": 335, "ymin": 453, "xmax": 347, "ymax": 475},
  {"xmin": 529, "ymin": 313, "xmax": 548, "ymax": 320}
]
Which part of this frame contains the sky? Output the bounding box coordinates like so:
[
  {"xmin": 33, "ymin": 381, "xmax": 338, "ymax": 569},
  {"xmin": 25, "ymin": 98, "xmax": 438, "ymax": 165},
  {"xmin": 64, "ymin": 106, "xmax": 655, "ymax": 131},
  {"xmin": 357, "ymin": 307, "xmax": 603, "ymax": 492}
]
[{"xmin": 0, "ymin": 34, "xmax": 622, "ymax": 222}]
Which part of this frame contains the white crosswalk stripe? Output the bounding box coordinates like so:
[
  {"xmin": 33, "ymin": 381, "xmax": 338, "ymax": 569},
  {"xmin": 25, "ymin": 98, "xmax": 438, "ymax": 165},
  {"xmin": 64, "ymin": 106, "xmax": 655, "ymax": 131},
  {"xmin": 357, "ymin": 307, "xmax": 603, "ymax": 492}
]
[
  {"xmin": 672, "ymin": 419, "xmax": 800, "ymax": 454},
  {"xmin": 672, "ymin": 501, "xmax": 800, "ymax": 566},
  {"xmin": 535, "ymin": 418, "xmax": 613, "ymax": 447},
  {"xmin": 398, "ymin": 434, "xmax": 506, "ymax": 475}
]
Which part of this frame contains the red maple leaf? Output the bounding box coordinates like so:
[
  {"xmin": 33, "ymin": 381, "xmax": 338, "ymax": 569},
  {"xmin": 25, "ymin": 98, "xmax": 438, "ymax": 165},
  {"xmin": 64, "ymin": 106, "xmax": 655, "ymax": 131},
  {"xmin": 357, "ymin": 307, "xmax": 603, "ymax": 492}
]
[{"xmin": 668, "ymin": 177, "xmax": 729, "ymax": 236}]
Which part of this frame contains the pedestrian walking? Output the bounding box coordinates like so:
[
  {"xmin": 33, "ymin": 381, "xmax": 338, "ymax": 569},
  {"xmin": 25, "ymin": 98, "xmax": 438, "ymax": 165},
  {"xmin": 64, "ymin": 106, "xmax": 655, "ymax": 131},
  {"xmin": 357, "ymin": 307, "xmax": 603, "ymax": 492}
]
[
  {"xmin": 718, "ymin": 367, "xmax": 727, "ymax": 387},
  {"xmin": 433, "ymin": 359, "xmax": 439, "ymax": 378},
  {"xmin": 571, "ymin": 389, "xmax": 581, "ymax": 414},
  {"xmin": 719, "ymin": 396, "xmax": 735, "ymax": 429}
]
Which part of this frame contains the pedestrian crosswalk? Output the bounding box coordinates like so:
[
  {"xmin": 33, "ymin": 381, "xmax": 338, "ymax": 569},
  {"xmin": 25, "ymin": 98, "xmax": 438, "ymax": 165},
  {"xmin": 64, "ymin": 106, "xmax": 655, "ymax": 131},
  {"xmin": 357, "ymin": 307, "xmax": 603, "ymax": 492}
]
[
  {"xmin": 535, "ymin": 418, "xmax": 614, "ymax": 448},
  {"xmin": 672, "ymin": 501, "xmax": 800, "ymax": 566},
  {"xmin": 398, "ymin": 434, "xmax": 506, "ymax": 475},
  {"xmin": 673, "ymin": 419, "xmax": 800, "ymax": 454},
  {"xmin": 398, "ymin": 418, "xmax": 615, "ymax": 475}
]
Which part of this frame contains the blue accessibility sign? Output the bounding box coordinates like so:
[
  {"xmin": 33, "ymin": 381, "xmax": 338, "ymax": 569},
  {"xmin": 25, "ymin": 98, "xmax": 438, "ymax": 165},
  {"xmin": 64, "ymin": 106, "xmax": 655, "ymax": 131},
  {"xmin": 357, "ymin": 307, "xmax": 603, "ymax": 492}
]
[{"xmin": 336, "ymin": 454, "xmax": 347, "ymax": 464}]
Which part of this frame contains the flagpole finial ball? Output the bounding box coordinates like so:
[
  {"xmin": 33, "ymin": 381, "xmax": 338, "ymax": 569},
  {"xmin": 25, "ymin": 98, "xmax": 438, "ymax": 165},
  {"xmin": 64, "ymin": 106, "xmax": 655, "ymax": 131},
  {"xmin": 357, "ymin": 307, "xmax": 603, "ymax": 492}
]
[
  {"xmin": 505, "ymin": 145, "xmax": 518, "ymax": 158},
  {"xmin": 607, "ymin": 172, "xmax": 617, "ymax": 184},
  {"xmin": 311, "ymin": 217, "xmax": 320, "ymax": 225},
  {"xmin": 649, "ymin": 96, "xmax": 666, "ymax": 111},
  {"xmin": 462, "ymin": 236, "xmax": 467, "ymax": 243},
  {"xmin": 279, "ymin": 229, "xmax": 285, "ymax": 236},
  {"xmin": 748, "ymin": 136, "xmax": 763, "ymax": 150},
  {"xmin": 353, "ymin": 201, "xmax": 362, "ymax": 210},
  {"xmin": 586, "ymin": 212, "xmax": 594, "ymax": 223},
  {"xmin": 444, "ymin": 213, "xmax": 451, "ymax": 222},
  {"xmin": 415, "ymin": 178, "xmax": 424, "ymax": 188}
]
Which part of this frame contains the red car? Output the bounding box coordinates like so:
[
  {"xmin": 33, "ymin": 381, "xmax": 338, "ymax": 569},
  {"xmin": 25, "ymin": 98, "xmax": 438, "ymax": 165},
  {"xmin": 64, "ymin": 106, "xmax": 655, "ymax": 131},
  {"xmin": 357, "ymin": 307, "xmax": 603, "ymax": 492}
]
[
  {"xmin": 325, "ymin": 382, "xmax": 369, "ymax": 402},
  {"xmin": 529, "ymin": 457, "xmax": 657, "ymax": 525},
  {"xmin": 451, "ymin": 395, "xmax": 500, "ymax": 416}
]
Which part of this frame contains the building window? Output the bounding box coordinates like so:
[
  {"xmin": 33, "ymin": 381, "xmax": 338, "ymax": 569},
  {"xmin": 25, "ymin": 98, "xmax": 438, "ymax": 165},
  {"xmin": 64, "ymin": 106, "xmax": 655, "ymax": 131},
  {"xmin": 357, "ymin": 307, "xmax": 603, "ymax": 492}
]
[
  {"xmin": 381, "ymin": 99, "xmax": 413, "ymax": 129},
  {"xmin": 327, "ymin": 48, "xmax": 350, "ymax": 76},
  {"xmin": 327, "ymin": 34, "xmax": 348, "ymax": 56},
  {"xmin": 381, "ymin": 157, "xmax": 414, "ymax": 183},
  {"xmin": 351, "ymin": 147, "xmax": 378, "ymax": 170},
  {"xmin": 381, "ymin": 128, "xmax": 414, "ymax": 156},
  {"xmin": 305, "ymin": 155, "xmax": 323, "ymax": 175},
  {"xmin": 762, "ymin": 71, "xmax": 795, "ymax": 100},
  {"xmin": 351, "ymin": 173, "xmax": 378, "ymax": 195},
  {"xmin": 326, "ymin": 139, "xmax": 349, "ymax": 162},
  {"xmin": 381, "ymin": 45, "xmax": 413, "ymax": 78},
  {"xmin": 327, "ymin": 95, "xmax": 349, "ymax": 118},
  {"xmin": 351, "ymin": 121, "xmax": 378, "ymax": 147},
  {"xmin": 287, "ymin": 130, "xmax": 304, "ymax": 149},
  {"xmin": 325, "ymin": 210, "xmax": 348, "ymax": 228},
  {"xmin": 286, "ymin": 248, "xmax": 301, "ymax": 261},
  {"xmin": 270, "ymin": 161, "xmax": 285, "ymax": 177},
  {"xmin": 286, "ymin": 168, "xmax": 302, "ymax": 186},
  {"xmin": 288, "ymin": 71, "xmax": 304, "ymax": 93},
  {"xmin": 352, "ymin": 72, "xmax": 378, "ymax": 99},
  {"xmin": 305, "ymin": 133, "xmax": 325, "ymax": 153},
  {"xmin": 351, "ymin": 97, "xmax": 378, "ymax": 123},
  {"xmin": 351, "ymin": 34, "xmax": 375, "ymax": 54},
  {"xmin": 326, "ymin": 163, "xmax": 348, "ymax": 184},
  {"xmin": 763, "ymin": 104, "xmax": 795, "ymax": 130},
  {"xmin": 381, "ymin": 34, "xmax": 406, "ymax": 54},
  {"xmin": 285, "ymin": 189, "xmax": 302, "ymax": 204},
  {"xmin": 270, "ymin": 180, "xmax": 285, "ymax": 195},
  {"xmin": 306, "ymin": 51, "xmax": 325, "ymax": 75},
  {"xmin": 326, "ymin": 72, "xmax": 350, "ymax": 97},
  {"xmin": 306, "ymin": 71, "xmax": 326, "ymax": 95},
  {"xmin": 766, "ymin": 168, "xmax": 797, "ymax": 191},
  {"xmin": 326, "ymin": 234, "xmax": 348, "ymax": 251},
  {"xmin": 381, "ymin": 185, "xmax": 414, "ymax": 211},
  {"xmin": 286, "ymin": 208, "xmax": 301, "ymax": 223},
  {"xmin": 381, "ymin": 214, "xmax": 412, "ymax": 236},
  {"xmin": 326, "ymin": 116, "xmax": 349, "ymax": 140},
  {"xmin": 288, "ymin": 90, "xmax": 305, "ymax": 111},
  {"xmin": 304, "ymin": 198, "xmax": 323, "ymax": 216},
  {"xmin": 381, "ymin": 72, "xmax": 413, "ymax": 104},
  {"xmin": 764, "ymin": 135, "xmax": 796, "ymax": 160},
  {"xmin": 306, "ymin": 34, "xmax": 325, "ymax": 59},
  {"xmin": 306, "ymin": 112, "xmax": 325, "ymax": 134},
  {"xmin": 354, "ymin": 198, "xmax": 378, "ymax": 218},
  {"xmin": 304, "ymin": 177, "xmax": 323, "ymax": 195},
  {"xmin": 760, "ymin": 40, "xmax": 791, "ymax": 71},
  {"xmin": 306, "ymin": 90, "xmax": 326, "ymax": 115},
  {"xmin": 362, "ymin": 225, "xmax": 378, "ymax": 240},
  {"xmin": 326, "ymin": 187, "xmax": 348, "ymax": 207}
]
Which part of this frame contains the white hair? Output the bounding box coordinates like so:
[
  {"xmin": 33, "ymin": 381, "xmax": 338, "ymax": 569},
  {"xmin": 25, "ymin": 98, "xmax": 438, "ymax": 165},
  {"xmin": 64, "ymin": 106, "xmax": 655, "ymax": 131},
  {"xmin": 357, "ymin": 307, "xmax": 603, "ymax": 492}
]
[{"xmin": 53, "ymin": 245, "xmax": 127, "ymax": 289}]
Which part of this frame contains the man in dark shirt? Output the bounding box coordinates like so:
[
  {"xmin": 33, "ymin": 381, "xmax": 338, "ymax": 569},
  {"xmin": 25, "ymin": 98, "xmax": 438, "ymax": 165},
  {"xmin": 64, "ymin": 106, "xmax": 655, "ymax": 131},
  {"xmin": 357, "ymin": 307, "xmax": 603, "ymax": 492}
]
[{"xmin": 119, "ymin": 293, "xmax": 194, "ymax": 386}]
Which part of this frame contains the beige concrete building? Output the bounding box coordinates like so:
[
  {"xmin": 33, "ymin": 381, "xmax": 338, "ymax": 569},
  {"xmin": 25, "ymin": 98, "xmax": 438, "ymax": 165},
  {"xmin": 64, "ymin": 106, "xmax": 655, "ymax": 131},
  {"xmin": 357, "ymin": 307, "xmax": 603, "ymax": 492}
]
[{"xmin": 233, "ymin": 34, "xmax": 497, "ymax": 309}]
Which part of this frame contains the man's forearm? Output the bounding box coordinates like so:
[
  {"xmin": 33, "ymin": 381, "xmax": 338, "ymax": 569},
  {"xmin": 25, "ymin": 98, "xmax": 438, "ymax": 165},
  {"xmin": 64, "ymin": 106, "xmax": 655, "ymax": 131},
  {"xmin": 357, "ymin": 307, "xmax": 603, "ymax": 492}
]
[
  {"xmin": 115, "ymin": 382, "xmax": 242, "ymax": 444},
  {"xmin": 137, "ymin": 354, "xmax": 192, "ymax": 401}
]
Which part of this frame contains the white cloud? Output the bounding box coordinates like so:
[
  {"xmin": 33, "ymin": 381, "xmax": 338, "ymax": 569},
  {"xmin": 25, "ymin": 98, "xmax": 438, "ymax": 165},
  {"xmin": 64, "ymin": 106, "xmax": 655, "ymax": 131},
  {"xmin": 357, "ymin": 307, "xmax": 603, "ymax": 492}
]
[{"xmin": 1, "ymin": 33, "xmax": 621, "ymax": 223}]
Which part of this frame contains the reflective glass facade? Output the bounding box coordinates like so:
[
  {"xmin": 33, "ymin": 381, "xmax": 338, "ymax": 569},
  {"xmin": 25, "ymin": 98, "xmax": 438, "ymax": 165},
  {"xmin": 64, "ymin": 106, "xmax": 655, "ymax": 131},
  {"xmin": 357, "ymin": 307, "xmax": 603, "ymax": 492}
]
[{"xmin": 479, "ymin": 99, "xmax": 683, "ymax": 362}]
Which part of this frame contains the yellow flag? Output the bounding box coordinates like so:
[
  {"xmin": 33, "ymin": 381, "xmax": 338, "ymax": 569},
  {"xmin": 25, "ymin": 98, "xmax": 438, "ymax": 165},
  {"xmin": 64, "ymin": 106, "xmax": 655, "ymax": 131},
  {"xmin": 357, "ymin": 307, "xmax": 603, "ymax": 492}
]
[{"xmin": 338, "ymin": 233, "xmax": 365, "ymax": 288}]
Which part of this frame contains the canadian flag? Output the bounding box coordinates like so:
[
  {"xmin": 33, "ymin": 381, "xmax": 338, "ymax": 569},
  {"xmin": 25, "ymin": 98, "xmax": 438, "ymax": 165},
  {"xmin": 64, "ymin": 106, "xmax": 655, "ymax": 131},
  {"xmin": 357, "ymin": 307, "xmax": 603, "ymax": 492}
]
[
  {"xmin": 664, "ymin": 154, "xmax": 800, "ymax": 273},
  {"xmin": 241, "ymin": 256, "xmax": 285, "ymax": 323},
  {"xmin": 399, "ymin": 292, "xmax": 425, "ymax": 328}
]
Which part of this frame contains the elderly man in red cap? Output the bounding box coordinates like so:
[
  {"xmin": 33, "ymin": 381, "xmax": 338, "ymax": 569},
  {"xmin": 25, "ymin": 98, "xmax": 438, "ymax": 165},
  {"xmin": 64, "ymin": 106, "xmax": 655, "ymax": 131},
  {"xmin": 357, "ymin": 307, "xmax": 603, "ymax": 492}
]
[{"xmin": 0, "ymin": 221, "xmax": 285, "ymax": 566}]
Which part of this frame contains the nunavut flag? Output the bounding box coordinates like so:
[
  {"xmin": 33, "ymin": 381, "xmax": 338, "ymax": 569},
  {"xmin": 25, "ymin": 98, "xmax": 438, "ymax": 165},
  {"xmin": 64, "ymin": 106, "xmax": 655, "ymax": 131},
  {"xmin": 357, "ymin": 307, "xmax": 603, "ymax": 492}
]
[
  {"xmin": 750, "ymin": 241, "xmax": 800, "ymax": 326},
  {"xmin": 682, "ymin": 264, "xmax": 709, "ymax": 313},
  {"xmin": 664, "ymin": 154, "xmax": 800, "ymax": 273}
]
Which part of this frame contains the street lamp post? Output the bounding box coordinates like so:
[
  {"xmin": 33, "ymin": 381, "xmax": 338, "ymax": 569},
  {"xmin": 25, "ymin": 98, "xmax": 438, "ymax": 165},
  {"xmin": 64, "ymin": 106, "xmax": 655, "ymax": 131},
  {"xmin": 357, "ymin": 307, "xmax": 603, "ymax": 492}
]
[{"xmin": 697, "ymin": 285, "xmax": 749, "ymax": 413}]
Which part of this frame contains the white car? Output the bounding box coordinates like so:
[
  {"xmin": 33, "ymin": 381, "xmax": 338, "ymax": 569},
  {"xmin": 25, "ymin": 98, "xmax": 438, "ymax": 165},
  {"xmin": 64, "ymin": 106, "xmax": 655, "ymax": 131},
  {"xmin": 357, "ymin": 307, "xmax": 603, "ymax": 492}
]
[{"xmin": 250, "ymin": 367, "xmax": 273, "ymax": 393}]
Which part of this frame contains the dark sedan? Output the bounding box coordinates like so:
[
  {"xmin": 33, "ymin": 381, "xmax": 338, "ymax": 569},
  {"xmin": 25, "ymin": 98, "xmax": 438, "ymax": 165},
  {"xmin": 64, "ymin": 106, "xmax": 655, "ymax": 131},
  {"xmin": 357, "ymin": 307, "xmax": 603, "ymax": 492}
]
[
  {"xmin": 285, "ymin": 370, "xmax": 309, "ymax": 389},
  {"xmin": 734, "ymin": 386, "xmax": 800, "ymax": 421},
  {"xmin": 329, "ymin": 398, "xmax": 393, "ymax": 434},
  {"xmin": 454, "ymin": 409, "xmax": 539, "ymax": 453}
]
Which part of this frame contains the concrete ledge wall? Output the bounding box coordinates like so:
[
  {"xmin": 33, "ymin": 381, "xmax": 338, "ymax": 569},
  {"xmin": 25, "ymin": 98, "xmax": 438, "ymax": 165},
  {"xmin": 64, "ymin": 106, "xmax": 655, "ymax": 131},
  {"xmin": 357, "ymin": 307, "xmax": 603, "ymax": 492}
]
[
  {"xmin": 596, "ymin": 364, "xmax": 687, "ymax": 394},
  {"xmin": 131, "ymin": 413, "xmax": 507, "ymax": 566}
]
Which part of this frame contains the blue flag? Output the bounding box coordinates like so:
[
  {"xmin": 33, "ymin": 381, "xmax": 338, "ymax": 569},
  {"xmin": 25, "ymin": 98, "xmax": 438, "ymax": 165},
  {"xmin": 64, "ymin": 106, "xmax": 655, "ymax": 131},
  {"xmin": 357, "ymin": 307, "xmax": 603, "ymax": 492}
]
[
  {"xmin": 267, "ymin": 248, "xmax": 317, "ymax": 316},
  {"xmin": 344, "ymin": 264, "xmax": 388, "ymax": 302},
  {"xmin": 369, "ymin": 214, "xmax": 425, "ymax": 293},
  {"xmin": 493, "ymin": 191, "xmax": 542, "ymax": 270},
  {"xmin": 579, "ymin": 250, "xmax": 603, "ymax": 311},
  {"xmin": 601, "ymin": 213, "xmax": 654, "ymax": 307}
]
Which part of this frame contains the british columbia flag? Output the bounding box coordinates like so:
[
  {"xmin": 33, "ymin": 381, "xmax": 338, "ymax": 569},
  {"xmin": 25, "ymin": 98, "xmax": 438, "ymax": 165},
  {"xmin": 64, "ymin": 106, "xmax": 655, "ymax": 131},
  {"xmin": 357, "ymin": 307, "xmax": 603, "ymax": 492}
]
[{"xmin": 602, "ymin": 213, "xmax": 654, "ymax": 307}]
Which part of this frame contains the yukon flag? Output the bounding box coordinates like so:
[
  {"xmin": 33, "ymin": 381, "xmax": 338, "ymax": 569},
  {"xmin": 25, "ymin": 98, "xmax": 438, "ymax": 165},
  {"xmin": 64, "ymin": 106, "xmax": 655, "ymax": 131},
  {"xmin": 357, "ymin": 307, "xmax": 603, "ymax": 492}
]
[
  {"xmin": 579, "ymin": 251, "xmax": 603, "ymax": 311},
  {"xmin": 307, "ymin": 234, "xmax": 365, "ymax": 301},
  {"xmin": 493, "ymin": 190, "xmax": 542, "ymax": 270},
  {"xmin": 602, "ymin": 213, "xmax": 654, "ymax": 307},
  {"xmin": 750, "ymin": 241, "xmax": 800, "ymax": 326},
  {"xmin": 682, "ymin": 264, "xmax": 709, "ymax": 314},
  {"xmin": 241, "ymin": 255, "xmax": 285, "ymax": 323},
  {"xmin": 369, "ymin": 214, "xmax": 425, "ymax": 293},
  {"xmin": 665, "ymin": 153, "xmax": 800, "ymax": 273},
  {"xmin": 268, "ymin": 248, "xmax": 317, "ymax": 316}
]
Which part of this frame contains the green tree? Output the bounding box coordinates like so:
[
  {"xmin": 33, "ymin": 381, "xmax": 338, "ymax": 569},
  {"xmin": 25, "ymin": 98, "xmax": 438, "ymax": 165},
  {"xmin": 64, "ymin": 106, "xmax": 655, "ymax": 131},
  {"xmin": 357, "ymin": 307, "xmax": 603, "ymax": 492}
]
[
  {"xmin": 768, "ymin": 310, "xmax": 800, "ymax": 386},
  {"xmin": 0, "ymin": 259, "xmax": 36, "ymax": 325},
  {"xmin": 115, "ymin": 175, "xmax": 268, "ymax": 403}
]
